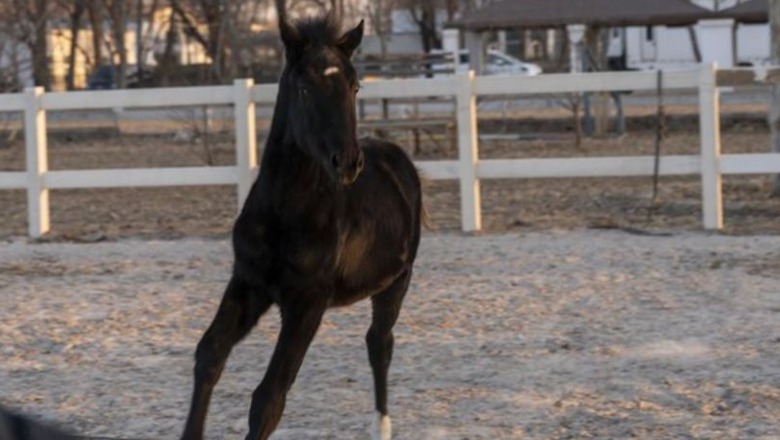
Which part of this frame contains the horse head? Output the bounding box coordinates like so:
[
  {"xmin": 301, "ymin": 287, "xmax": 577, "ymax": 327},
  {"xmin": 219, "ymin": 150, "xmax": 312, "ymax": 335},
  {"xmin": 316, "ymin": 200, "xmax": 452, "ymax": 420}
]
[{"xmin": 279, "ymin": 15, "xmax": 365, "ymax": 186}]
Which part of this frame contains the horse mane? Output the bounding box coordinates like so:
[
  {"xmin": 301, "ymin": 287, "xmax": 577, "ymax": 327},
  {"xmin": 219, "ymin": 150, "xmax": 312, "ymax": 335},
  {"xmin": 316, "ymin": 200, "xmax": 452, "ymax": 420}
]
[{"xmin": 293, "ymin": 14, "xmax": 342, "ymax": 47}]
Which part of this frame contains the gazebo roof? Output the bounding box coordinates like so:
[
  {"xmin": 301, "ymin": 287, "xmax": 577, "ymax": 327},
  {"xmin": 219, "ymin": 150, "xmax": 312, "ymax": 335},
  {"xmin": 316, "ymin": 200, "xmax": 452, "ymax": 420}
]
[
  {"xmin": 719, "ymin": 0, "xmax": 768, "ymax": 24},
  {"xmin": 448, "ymin": 0, "xmax": 718, "ymax": 30}
]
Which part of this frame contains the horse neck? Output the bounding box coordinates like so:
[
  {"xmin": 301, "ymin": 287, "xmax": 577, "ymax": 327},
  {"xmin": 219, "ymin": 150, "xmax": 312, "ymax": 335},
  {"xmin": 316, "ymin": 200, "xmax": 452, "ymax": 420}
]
[
  {"xmin": 259, "ymin": 73, "xmax": 335, "ymax": 197},
  {"xmin": 265, "ymin": 70, "xmax": 291, "ymax": 153}
]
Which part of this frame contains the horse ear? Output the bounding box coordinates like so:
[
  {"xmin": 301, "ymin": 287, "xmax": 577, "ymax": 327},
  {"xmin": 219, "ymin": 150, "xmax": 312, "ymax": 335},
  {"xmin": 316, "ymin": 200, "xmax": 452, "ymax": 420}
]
[
  {"xmin": 337, "ymin": 20, "xmax": 364, "ymax": 58},
  {"xmin": 280, "ymin": 20, "xmax": 304, "ymax": 60}
]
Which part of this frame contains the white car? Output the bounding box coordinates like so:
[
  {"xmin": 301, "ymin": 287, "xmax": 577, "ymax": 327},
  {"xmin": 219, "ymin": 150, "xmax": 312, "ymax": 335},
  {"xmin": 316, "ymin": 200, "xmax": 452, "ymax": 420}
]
[{"xmin": 432, "ymin": 49, "xmax": 542, "ymax": 76}]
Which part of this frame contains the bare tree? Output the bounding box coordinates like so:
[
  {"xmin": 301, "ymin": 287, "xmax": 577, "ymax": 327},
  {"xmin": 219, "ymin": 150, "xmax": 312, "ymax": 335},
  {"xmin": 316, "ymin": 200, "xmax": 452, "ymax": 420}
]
[
  {"xmin": 6, "ymin": 0, "xmax": 56, "ymax": 89},
  {"xmin": 583, "ymin": 25, "xmax": 610, "ymax": 71},
  {"xmin": 401, "ymin": 0, "xmax": 440, "ymax": 53},
  {"xmin": 279, "ymin": 0, "xmax": 345, "ymax": 18},
  {"xmin": 457, "ymin": 0, "xmax": 498, "ymax": 16},
  {"xmin": 445, "ymin": 0, "xmax": 457, "ymax": 20},
  {"xmin": 136, "ymin": 0, "xmax": 144, "ymax": 70},
  {"xmin": 157, "ymin": 7, "xmax": 179, "ymax": 85},
  {"xmin": 226, "ymin": 0, "xmax": 276, "ymax": 74},
  {"xmin": 712, "ymin": 0, "xmax": 730, "ymax": 12},
  {"xmin": 56, "ymin": 0, "xmax": 88, "ymax": 90},
  {"xmin": 276, "ymin": 0, "xmax": 371, "ymax": 26},
  {"xmin": 165, "ymin": 0, "xmax": 277, "ymax": 83},
  {"xmin": 87, "ymin": 0, "xmax": 105, "ymax": 67},
  {"xmin": 127, "ymin": 0, "xmax": 163, "ymax": 86},
  {"xmin": 771, "ymin": 0, "xmax": 780, "ymax": 195},
  {"xmin": 60, "ymin": 0, "xmax": 140, "ymax": 89},
  {"xmin": 0, "ymin": 3, "xmax": 21, "ymax": 91},
  {"xmin": 100, "ymin": 0, "xmax": 131, "ymax": 88},
  {"xmin": 169, "ymin": 0, "xmax": 232, "ymax": 82},
  {"xmin": 366, "ymin": 0, "xmax": 393, "ymax": 56}
]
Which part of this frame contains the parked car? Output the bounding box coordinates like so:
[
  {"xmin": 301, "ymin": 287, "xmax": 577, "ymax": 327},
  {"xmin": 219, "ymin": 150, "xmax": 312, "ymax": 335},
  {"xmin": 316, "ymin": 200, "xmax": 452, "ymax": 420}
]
[
  {"xmin": 87, "ymin": 65, "xmax": 155, "ymax": 89},
  {"xmin": 481, "ymin": 50, "xmax": 542, "ymax": 76},
  {"xmin": 431, "ymin": 49, "xmax": 543, "ymax": 76}
]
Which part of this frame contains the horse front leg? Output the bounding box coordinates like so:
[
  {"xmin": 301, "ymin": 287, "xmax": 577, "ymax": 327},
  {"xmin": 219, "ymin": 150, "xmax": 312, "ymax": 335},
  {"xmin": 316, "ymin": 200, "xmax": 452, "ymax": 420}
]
[
  {"xmin": 246, "ymin": 294, "xmax": 327, "ymax": 440},
  {"xmin": 366, "ymin": 270, "xmax": 411, "ymax": 440},
  {"xmin": 181, "ymin": 276, "xmax": 271, "ymax": 440}
]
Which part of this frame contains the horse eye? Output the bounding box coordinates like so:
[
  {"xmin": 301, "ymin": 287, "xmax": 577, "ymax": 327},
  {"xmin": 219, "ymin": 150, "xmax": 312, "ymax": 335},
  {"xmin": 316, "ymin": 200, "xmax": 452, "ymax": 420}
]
[{"xmin": 299, "ymin": 86, "xmax": 309, "ymax": 100}]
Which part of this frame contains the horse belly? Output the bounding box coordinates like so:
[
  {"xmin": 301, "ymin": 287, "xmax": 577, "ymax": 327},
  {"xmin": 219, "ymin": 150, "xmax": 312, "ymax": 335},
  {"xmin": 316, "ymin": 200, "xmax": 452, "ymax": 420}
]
[
  {"xmin": 331, "ymin": 238, "xmax": 408, "ymax": 307},
  {"xmin": 331, "ymin": 275, "xmax": 397, "ymax": 307}
]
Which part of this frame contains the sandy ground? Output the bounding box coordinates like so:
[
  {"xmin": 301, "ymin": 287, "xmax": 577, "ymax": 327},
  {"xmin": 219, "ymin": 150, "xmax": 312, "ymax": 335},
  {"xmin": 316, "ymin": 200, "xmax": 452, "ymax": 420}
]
[
  {"xmin": 1, "ymin": 231, "xmax": 779, "ymax": 439},
  {"xmin": 1, "ymin": 100, "xmax": 780, "ymax": 438}
]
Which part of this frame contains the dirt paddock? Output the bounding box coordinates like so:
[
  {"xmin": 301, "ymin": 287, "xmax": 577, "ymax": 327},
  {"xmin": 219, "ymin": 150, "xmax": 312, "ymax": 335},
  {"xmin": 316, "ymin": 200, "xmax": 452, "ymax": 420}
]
[{"xmin": 1, "ymin": 231, "xmax": 779, "ymax": 439}]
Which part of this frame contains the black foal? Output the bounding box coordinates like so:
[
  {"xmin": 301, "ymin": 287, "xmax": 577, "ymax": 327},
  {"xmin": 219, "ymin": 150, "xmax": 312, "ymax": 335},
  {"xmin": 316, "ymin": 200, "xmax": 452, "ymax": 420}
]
[{"xmin": 180, "ymin": 15, "xmax": 424, "ymax": 440}]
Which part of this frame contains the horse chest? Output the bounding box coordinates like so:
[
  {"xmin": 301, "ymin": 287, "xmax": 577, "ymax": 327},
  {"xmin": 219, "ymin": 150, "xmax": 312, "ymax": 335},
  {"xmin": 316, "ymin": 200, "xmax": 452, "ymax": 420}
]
[
  {"xmin": 273, "ymin": 225, "xmax": 394, "ymax": 297},
  {"xmin": 281, "ymin": 227, "xmax": 365, "ymax": 277},
  {"xmin": 334, "ymin": 228, "xmax": 372, "ymax": 278}
]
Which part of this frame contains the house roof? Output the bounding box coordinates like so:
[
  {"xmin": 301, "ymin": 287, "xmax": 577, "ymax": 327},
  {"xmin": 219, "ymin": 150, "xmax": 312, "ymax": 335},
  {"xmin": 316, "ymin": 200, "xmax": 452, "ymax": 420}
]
[
  {"xmin": 448, "ymin": 0, "xmax": 718, "ymax": 30},
  {"xmin": 719, "ymin": 0, "xmax": 768, "ymax": 24}
]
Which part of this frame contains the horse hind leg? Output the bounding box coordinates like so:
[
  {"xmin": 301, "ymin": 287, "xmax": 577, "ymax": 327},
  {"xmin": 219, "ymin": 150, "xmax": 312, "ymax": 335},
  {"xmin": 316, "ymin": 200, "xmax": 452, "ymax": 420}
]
[
  {"xmin": 366, "ymin": 269, "xmax": 412, "ymax": 440},
  {"xmin": 181, "ymin": 276, "xmax": 271, "ymax": 440}
]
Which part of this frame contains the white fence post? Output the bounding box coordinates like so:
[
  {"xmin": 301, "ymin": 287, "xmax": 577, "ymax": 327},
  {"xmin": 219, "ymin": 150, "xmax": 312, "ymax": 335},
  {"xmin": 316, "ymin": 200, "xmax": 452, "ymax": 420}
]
[
  {"xmin": 24, "ymin": 86, "xmax": 49, "ymax": 238},
  {"xmin": 456, "ymin": 71, "xmax": 481, "ymax": 232},
  {"xmin": 698, "ymin": 63, "xmax": 724, "ymax": 230},
  {"xmin": 234, "ymin": 78, "xmax": 257, "ymax": 212}
]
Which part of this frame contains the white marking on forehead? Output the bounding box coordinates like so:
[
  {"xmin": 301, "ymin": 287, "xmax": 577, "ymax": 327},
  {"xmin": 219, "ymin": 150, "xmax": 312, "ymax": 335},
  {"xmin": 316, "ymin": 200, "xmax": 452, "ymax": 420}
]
[{"xmin": 324, "ymin": 66, "xmax": 340, "ymax": 76}]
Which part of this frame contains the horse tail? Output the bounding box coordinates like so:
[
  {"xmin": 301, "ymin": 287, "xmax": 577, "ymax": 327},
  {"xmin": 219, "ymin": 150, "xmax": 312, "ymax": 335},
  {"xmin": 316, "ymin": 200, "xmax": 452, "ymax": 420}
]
[
  {"xmin": 416, "ymin": 168, "xmax": 434, "ymax": 231},
  {"xmin": 421, "ymin": 199, "xmax": 433, "ymax": 231}
]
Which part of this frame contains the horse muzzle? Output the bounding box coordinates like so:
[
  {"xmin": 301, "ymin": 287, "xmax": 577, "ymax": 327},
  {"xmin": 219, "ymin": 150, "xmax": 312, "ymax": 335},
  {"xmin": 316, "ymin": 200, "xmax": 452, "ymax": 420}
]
[{"xmin": 339, "ymin": 151, "xmax": 364, "ymax": 185}]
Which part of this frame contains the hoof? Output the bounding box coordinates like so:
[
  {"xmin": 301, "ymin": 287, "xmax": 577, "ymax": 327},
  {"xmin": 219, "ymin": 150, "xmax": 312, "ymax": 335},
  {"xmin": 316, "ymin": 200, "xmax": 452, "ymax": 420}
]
[{"xmin": 371, "ymin": 412, "xmax": 391, "ymax": 440}]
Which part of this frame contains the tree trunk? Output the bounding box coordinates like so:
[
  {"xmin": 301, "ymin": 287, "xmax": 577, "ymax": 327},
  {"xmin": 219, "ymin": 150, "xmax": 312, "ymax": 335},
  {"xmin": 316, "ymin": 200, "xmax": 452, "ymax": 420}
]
[
  {"xmin": 222, "ymin": 0, "xmax": 238, "ymax": 81},
  {"xmin": 32, "ymin": 3, "xmax": 50, "ymax": 89},
  {"xmin": 169, "ymin": 0, "xmax": 226, "ymax": 83},
  {"xmin": 159, "ymin": 11, "xmax": 178, "ymax": 86},
  {"xmin": 446, "ymin": 0, "xmax": 457, "ymax": 21},
  {"xmin": 367, "ymin": 0, "xmax": 388, "ymax": 55},
  {"xmin": 88, "ymin": 0, "xmax": 104, "ymax": 67},
  {"xmin": 583, "ymin": 25, "xmax": 608, "ymax": 71},
  {"xmin": 141, "ymin": 0, "xmax": 160, "ymax": 74},
  {"xmin": 110, "ymin": 1, "xmax": 128, "ymax": 88},
  {"xmin": 419, "ymin": 2, "xmax": 440, "ymax": 52},
  {"xmin": 572, "ymin": 95, "xmax": 582, "ymax": 149},
  {"xmin": 206, "ymin": 0, "xmax": 227, "ymax": 82},
  {"xmin": 584, "ymin": 26, "xmax": 609, "ymax": 136},
  {"xmin": 136, "ymin": 0, "xmax": 143, "ymax": 73},
  {"xmin": 771, "ymin": 0, "xmax": 780, "ymax": 196},
  {"xmin": 66, "ymin": 1, "xmax": 86, "ymax": 89}
]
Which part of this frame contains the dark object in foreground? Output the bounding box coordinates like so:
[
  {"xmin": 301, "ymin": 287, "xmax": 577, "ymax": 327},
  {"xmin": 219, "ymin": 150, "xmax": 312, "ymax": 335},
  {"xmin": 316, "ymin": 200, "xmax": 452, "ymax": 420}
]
[
  {"xmin": 0, "ymin": 404, "xmax": 150, "ymax": 440},
  {"xmin": 0, "ymin": 405, "xmax": 76, "ymax": 440},
  {"xmin": 180, "ymin": 14, "xmax": 424, "ymax": 440}
]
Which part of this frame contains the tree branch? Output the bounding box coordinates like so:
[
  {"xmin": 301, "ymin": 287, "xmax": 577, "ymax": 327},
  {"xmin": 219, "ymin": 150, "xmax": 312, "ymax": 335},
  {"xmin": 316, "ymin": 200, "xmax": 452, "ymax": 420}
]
[{"xmin": 169, "ymin": 0, "xmax": 210, "ymax": 49}]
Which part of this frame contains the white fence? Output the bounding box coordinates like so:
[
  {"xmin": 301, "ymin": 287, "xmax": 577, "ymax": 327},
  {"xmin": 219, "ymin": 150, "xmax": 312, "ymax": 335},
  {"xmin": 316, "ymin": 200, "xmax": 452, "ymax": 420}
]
[{"xmin": 1, "ymin": 65, "xmax": 780, "ymax": 237}]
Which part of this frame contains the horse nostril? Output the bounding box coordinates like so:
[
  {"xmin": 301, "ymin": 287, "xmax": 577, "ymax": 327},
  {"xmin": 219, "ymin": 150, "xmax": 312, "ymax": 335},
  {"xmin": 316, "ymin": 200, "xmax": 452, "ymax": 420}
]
[{"xmin": 331, "ymin": 154, "xmax": 340, "ymax": 170}]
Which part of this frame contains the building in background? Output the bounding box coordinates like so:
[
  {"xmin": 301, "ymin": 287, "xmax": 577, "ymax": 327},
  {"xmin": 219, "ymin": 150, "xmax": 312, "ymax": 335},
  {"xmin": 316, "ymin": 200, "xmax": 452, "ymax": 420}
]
[
  {"xmin": 449, "ymin": 0, "xmax": 770, "ymax": 73},
  {"xmin": 615, "ymin": 0, "xmax": 770, "ymax": 70}
]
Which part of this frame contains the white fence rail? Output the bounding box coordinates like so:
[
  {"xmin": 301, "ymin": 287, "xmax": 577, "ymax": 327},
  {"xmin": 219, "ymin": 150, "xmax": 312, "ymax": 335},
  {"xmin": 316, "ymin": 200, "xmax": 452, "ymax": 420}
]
[{"xmin": 0, "ymin": 65, "xmax": 778, "ymax": 237}]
